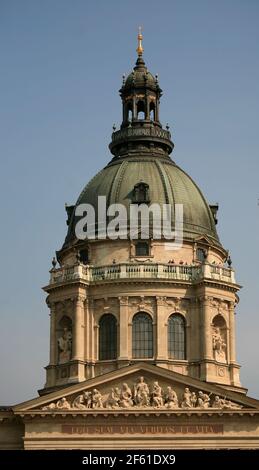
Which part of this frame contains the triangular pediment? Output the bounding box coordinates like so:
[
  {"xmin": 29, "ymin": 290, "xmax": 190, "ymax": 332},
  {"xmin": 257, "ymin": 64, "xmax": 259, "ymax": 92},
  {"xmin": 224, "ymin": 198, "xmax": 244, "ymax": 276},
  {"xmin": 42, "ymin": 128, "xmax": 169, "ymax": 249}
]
[
  {"xmin": 194, "ymin": 235, "xmax": 211, "ymax": 246},
  {"xmin": 13, "ymin": 363, "xmax": 259, "ymax": 413}
]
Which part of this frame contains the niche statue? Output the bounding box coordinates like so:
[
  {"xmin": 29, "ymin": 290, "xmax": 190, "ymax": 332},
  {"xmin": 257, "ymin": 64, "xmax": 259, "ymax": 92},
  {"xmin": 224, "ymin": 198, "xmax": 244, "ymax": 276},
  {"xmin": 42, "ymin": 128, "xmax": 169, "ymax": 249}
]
[{"xmin": 58, "ymin": 327, "xmax": 72, "ymax": 364}]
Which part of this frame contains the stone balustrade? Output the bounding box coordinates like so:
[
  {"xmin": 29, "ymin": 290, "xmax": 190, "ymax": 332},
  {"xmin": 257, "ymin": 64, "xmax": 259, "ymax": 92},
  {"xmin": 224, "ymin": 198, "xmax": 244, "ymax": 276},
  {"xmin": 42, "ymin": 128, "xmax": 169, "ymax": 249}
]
[{"xmin": 49, "ymin": 262, "xmax": 236, "ymax": 286}]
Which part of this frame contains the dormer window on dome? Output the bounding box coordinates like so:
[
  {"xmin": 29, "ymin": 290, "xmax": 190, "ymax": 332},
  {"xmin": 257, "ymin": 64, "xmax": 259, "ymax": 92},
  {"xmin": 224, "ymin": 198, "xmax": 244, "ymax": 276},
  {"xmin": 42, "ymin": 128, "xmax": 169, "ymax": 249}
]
[{"xmin": 132, "ymin": 181, "xmax": 150, "ymax": 204}]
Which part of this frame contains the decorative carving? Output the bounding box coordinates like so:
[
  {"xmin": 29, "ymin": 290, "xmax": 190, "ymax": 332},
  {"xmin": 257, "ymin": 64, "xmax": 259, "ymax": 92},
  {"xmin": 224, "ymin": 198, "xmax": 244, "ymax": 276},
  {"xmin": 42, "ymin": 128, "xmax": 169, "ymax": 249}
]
[
  {"xmin": 41, "ymin": 381, "xmax": 243, "ymax": 411},
  {"xmin": 56, "ymin": 397, "xmax": 70, "ymax": 409},
  {"xmin": 58, "ymin": 328, "xmax": 72, "ymax": 364},
  {"xmin": 191, "ymin": 392, "xmax": 197, "ymax": 408},
  {"xmin": 165, "ymin": 386, "xmax": 178, "ymax": 409},
  {"xmin": 120, "ymin": 383, "xmax": 134, "ymax": 408},
  {"xmin": 151, "ymin": 381, "xmax": 163, "ymax": 408},
  {"xmin": 212, "ymin": 326, "xmax": 226, "ymax": 363},
  {"xmin": 134, "ymin": 376, "xmax": 150, "ymax": 406},
  {"xmin": 72, "ymin": 393, "xmax": 87, "ymax": 410},
  {"xmin": 42, "ymin": 397, "xmax": 71, "ymax": 410},
  {"xmin": 211, "ymin": 396, "xmax": 242, "ymax": 410},
  {"xmin": 118, "ymin": 296, "xmax": 128, "ymax": 306},
  {"xmin": 130, "ymin": 297, "xmax": 153, "ymax": 312},
  {"xmin": 197, "ymin": 391, "xmax": 210, "ymax": 408},
  {"xmin": 217, "ymin": 367, "xmax": 225, "ymax": 377},
  {"xmin": 84, "ymin": 391, "xmax": 92, "ymax": 408},
  {"xmin": 92, "ymin": 389, "xmax": 103, "ymax": 409},
  {"xmin": 106, "ymin": 388, "xmax": 121, "ymax": 408},
  {"xmin": 181, "ymin": 387, "xmax": 192, "ymax": 408},
  {"xmin": 156, "ymin": 296, "xmax": 167, "ymax": 307}
]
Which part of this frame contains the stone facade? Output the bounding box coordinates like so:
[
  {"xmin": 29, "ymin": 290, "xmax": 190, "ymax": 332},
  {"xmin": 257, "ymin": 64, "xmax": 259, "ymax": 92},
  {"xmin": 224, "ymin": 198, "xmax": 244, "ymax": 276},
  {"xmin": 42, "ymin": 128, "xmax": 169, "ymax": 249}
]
[
  {"xmin": 42, "ymin": 237, "xmax": 242, "ymax": 394},
  {"xmin": 1, "ymin": 34, "xmax": 257, "ymax": 450},
  {"xmin": 1, "ymin": 364, "xmax": 259, "ymax": 449}
]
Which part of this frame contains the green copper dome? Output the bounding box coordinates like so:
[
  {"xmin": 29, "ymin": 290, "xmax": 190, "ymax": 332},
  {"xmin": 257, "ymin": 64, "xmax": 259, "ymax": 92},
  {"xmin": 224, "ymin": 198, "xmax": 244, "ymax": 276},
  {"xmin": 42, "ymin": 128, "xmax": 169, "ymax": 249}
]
[
  {"xmin": 124, "ymin": 65, "xmax": 158, "ymax": 92},
  {"xmin": 64, "ymin": 155, "xmax": 219, "ymax": 247}
]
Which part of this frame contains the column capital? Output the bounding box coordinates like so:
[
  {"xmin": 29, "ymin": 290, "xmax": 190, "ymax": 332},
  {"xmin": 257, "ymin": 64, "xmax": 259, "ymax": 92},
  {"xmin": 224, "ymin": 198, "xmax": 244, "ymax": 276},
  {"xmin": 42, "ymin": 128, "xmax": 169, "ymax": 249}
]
[
  {"xmin": 70, "ymin": 295, "xmax": 86, "ymax": 305},
  {"xmin": 118, "ymin": 296, "xmax": 129, "ymax": 306},
  {"xmin": 198, "ymin": 295, "xmax": 212, "ymax": 304},
  {"xmin": 156, "ymin": 296, "xmax": 167, "ymax": 306},
  {"xmin": 46, "ymin": 299, "xmax": 57, "ymax": 310}
]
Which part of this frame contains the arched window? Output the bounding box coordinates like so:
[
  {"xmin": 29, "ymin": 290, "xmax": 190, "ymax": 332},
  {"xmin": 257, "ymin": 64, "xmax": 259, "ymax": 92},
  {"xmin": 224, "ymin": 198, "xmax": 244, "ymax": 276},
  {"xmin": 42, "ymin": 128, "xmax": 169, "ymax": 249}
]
[
  {"xmin": 137, "ymin": 100, "xmax": 145, "ymax": 120},
  {"xmin": 150, "ymin": 101, "xmax": 155, "ymax": 121},
  {"xmin": 168, "ymin": 314, "xmax": 186, "ymax": 360},
  {"xmin": 132, "ymin": 181, "xmax": 150, "ymax": 204},
  {"xmin": 99, "ymin": 314, "xmax": 117, "ymax": 360},
  {"xmin": 132, "ymin": 312, "xmax": 153, "ymax": 358}
]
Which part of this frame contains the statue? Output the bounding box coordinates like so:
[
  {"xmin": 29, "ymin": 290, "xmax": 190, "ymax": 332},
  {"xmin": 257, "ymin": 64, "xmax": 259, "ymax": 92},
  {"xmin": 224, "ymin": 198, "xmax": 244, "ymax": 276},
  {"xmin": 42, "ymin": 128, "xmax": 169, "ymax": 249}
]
[
  {"xmin": 212, "ymin": 326, "xmax": 226, "ymax": 363},
  {"xmin": 134, "ymin": 376, "xmax": 150, "ymax": 406},
  {"xmin": 211, "ymin": 395, "xmax": 242, "ymax": 409},
  {"xmin": 120, "ymin": 383, "xmax": 133, "ymax": 408},
  {"xmin": 181, "ymin": 387, "xmax": 192, "ymax": 408},
  {"xmin": 151, "ymin": 381, "xmax": 163, "ymax": 408},
  {"xmin": 197, "ymin": 391, "xmax": 210, "ymax": 408},
  {"xmin": 83, "ymin": 391, "xmax": 92, "ymax": 409},
  {"xmin": 56, "ymin": 397, "xmax": 70, "ymax": 409},
  {"xmin": 58, "ymin": 327, "xmax": 72, "ymax": 364},
  {"xmin": 106, "ymin": 387, "xmax": 121, "ymax": 408},
  {"xmin": 190, "ymin": 392, "xmax": 197, "ymax": 408},
  {"xmin": 42, "ymin": 402, "xmax": 56, "ymax": 411},
  {"xmin": 92, "ymin": 389, "xmax": 103, "ymax": 409},
  {"xmin": 165, "ymin": 386, "xmax": 178, "ymax": 409},
  {"xmin": 72, "ymin": 394, "xmax": 86, "ymax": 410}
]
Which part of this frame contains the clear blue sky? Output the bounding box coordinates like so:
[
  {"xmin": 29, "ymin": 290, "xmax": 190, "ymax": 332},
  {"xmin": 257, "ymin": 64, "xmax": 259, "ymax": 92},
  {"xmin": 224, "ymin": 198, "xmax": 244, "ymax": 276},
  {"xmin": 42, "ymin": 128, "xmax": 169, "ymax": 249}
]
[{"xmin": 0, "ymin": 0, "xmax": 258, "ymax": 404}]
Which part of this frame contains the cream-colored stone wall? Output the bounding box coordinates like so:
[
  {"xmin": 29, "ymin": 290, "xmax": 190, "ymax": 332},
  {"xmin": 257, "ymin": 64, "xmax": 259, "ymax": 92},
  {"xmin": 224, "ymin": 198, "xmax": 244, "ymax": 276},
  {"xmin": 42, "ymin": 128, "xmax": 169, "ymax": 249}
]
[
  {"xmin": 0, "ymin": 414, "xmax": 24, "ymax": 450},
  {"xmin": 60, "ymin": 239, "xmax": 226, "ymax": 267},
  {"xmin": 44, "ymin": 275, "xmax": 241, "ymax": 392},
  {"xmin": 21, "ymin": 414, "xmax": 259, "ymax": 449}
]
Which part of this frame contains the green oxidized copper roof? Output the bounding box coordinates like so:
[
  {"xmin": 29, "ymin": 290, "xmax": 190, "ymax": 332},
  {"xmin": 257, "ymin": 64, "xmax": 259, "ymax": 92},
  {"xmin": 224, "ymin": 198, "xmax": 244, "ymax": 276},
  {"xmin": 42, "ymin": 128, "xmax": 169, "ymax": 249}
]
[{"xmin": 64, "ymin": 156, "xmax": 220, "ymax": 247}]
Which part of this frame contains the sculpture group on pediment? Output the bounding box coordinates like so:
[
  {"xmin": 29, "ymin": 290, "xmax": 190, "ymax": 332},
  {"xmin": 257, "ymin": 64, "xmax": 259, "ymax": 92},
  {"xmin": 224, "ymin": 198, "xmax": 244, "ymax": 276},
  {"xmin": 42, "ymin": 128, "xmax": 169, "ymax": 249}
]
[{"xmin": 41, "ymin": 377, "xmax": 243, "ymax": 411}]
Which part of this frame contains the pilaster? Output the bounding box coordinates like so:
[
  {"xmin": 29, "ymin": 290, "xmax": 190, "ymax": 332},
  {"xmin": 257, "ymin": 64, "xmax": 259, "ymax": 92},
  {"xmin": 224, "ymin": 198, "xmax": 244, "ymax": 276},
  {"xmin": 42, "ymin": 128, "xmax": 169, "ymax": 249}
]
[
  {"xmin": 156, "ymin": 296, "xmax": 167, "ymax": 360},
  {"xmin": 118, "ymin": 296, "xmax": 129, "ymax": 360}
]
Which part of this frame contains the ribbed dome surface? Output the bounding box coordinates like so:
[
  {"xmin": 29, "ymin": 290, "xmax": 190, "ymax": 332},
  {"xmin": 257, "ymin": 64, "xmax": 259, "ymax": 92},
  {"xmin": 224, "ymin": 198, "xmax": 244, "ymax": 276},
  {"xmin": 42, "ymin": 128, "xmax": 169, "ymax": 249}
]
[
  {"xmin": 124, "ymin": 70, "xmax": 157, "ymax": 91},
  {"xmin": 64, "ymin": 156, "xmax": 220, "ymax": 246}
]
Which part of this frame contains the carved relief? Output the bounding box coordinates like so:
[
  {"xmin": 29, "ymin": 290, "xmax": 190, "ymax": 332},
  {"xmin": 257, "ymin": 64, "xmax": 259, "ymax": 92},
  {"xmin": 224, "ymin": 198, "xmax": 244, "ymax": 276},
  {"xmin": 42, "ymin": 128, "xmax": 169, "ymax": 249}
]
[
  {"xmin": 41, "ymin": 378, "xmax": 243, "ymax": 411},
  {"xmin": 164, "ymin": 386, "xmax": 178, "ymax": 408},
  {"xmin": 92, "ymin": 389, "xmax": 103, "ymax": 408},
  {"xmin": 211, "ymin": 396, "xmax": 242, "ymax": 410},
  {"xmin": 134, "ymin": 376, "xmax": 150, "ymax": 406},
  {"xmin": 94, "ymin": 297, "xmax": 118, "ymax": 313},
  {"xmin": 106, "ymin": 388, "xmax": 121, "ymax": 408},
  {"xmin": 197, "ymin": 391, "xmax": 210, "ymax": 408},
  {"xmin": 43, "ymin": 397, "xmax": 71, "ymax": 410},
  {"xmin": 164, "ymin": 297, "xmax": 189, "ymax": 313},
  {"xmin": 210, "ymin": 298, "xmax": 229, "ymax": 315},
  {"xmin": 120, "ymin": 383, "xmax": 134, "ymax": 408},
  {"xmin": 181, "ymin": 387, "xmax": 192, "ymax": 408},
  {"xmin": 151, "ymin": 381, "xmax": 163, "ymax": 408}
]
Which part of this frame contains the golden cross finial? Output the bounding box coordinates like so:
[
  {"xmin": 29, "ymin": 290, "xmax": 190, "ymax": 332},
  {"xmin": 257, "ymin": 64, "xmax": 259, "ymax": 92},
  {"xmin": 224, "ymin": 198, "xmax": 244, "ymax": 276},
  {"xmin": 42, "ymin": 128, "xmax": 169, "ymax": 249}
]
[{"xmin": 137, "ymin": 26, "xmax": 144, "ymax": 57}]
